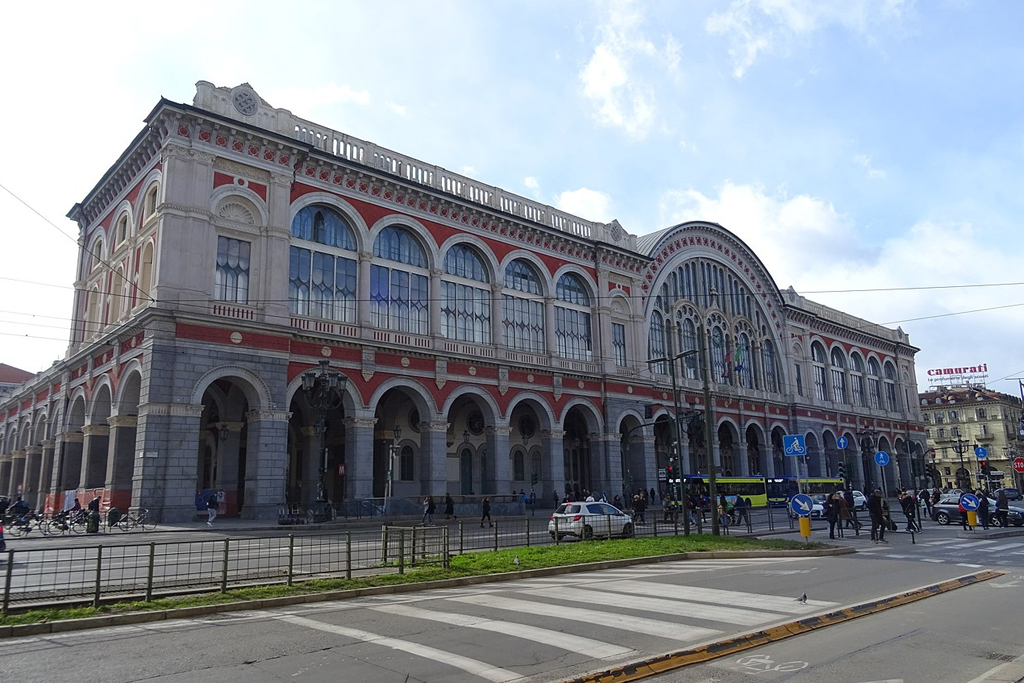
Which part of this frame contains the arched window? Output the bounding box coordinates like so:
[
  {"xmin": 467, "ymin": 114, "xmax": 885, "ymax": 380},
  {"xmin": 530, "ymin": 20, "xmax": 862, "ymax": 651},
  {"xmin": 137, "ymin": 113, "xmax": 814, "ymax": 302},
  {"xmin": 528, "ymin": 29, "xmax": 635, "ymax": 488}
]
[
  {"xmin": 555, "ymin": 273, "xmax": 592, "ymax": 360},
  {"xmin": 399, "ymin": 445, "xmax": 414, "ymax": 481},
  {"xmin": 513, "ymin": 449, "xmax": 525, "ymax": 481},
  {"xmin": 811, "ymin": 342, "xmax": 828, "ymax": 401},
  {"xmin": 736, "ymin": 332, "xmax": 753, "ymax": 388},
  {"xmin": 115, "ymin": 214, "xmax": 129, "ymax": 245},
  {"xmin": 371, "ymin": 226, "xmax": 429, "ymax": 334},
  {"xmin": 680, "ymin": 316, "xmax": 699, "ymax": 380},
  {"xmin": 762, "ymin": 339, "xmax": 779, "ymax": 393},
  {"xmin": 215, "ymin": 236, "xmax": 250, "ymax": 304},
  {"xmin": 502, "ymin": 260, "xmax": 544, "ymax": 353},
  {"xmin": 85, "ymin": 285, "xmax": 102, "ymax": 338},
  {"xmin": 90, "ymin": 238, "xmax": 105, "ymax": 272},
  {"xmin": 710, "ymin": 326, "xmax": 726, "ymax": 380},
  {"xmin": 867, "ymin": 358, "xmax": 882, "ymax": 409},
  {"xmin": 883, "ymin": 362, "xmax": 899, "ymax": 412},
  {"xmin": 850, "ymin": 352, "xmax": 866, "ymax": 406},
  {"xmin": 110, "ymin": 267, "xmax": 125, "ymax": 322},
  {"xmin": 648, "ymin": 314, "xmax": 666, "ymax": 374},
  {"xmin": 138, "ymin": 242, "xmax": 154, "ymax": 304},
  {"xmin": 290, "ymin": 206, "xmax": 358, "ymax": 321},
  {"xmin": 143, "ymin": 183, "xmax": 159, "ymax": 222},
  {"xmin": 830, "ymin": 348, "xmax": 847, "ymax": 403},
  {"xmin": 442, "ymin": 244, "xmax": 491, "ymax": 343}
]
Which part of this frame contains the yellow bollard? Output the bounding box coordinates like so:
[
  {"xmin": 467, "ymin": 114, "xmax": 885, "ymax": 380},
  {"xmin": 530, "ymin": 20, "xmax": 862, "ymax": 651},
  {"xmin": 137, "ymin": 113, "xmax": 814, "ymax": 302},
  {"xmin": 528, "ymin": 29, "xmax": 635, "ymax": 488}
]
[
  {"xmin": 798, "ymin": 516, "xmax": 812, "ymax": 538},
  {"xmin": 966, "ymin": 511, "xmax": 978, "ymax": 527}
]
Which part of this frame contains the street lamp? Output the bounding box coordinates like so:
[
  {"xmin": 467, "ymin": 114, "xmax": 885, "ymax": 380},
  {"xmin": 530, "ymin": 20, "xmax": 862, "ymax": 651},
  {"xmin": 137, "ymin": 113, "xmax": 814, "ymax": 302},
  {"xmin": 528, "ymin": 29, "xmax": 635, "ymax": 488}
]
[
  {"xmin": 301, "ymin": 359, "xmax": 346, "ymax": 522},
  {"xmin": 648, "ymin": 323, "xmax": 699, "ymax": 536},
  {"xmin": 858, "ymin": 429, "xmax": 881, "ymax": 496},
  {"xmin": 384, "ymin": 423, "xmax": 401, "ymax": 516}
]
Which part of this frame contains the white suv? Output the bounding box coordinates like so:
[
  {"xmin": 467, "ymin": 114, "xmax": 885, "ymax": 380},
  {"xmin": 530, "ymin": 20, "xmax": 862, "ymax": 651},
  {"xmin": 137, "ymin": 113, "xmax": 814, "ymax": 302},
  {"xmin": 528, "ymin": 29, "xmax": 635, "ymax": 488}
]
[{"xmin": 548, "ymin": 502, "xmax": 634, "ymax": 541}]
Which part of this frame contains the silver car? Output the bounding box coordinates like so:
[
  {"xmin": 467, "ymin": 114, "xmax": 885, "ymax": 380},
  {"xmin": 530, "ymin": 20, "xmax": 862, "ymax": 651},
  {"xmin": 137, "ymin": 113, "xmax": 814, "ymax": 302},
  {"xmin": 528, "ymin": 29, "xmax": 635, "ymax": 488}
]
[{"xmin": 548, "ymin": 502, "xmax": 634, "ymax": 540}]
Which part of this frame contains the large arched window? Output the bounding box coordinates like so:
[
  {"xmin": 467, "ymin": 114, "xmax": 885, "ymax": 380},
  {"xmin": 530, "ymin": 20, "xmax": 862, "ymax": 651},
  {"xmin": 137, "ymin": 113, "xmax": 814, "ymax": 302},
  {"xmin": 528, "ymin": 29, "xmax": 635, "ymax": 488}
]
[
  {"xmin": 290, "ymin": 206, "xmax": 358, "ymax": 321},
  {"xmin": 138, "ymin": 241, "xmax": 154, "ymax": 305},
  {"xmin": 680, "ymin": 316, "xmax": 699, "ymax": 380},
  {"xmin": 850, "ymin": 352, "xmax": 866, "ymax": 406},
  {"xmin": 371, "ymin": 226, "xmax": 429, "ymax": 334},
  {"xmin": 142, "ymin": 183, "xmax": 159, "ymax": 223},
  {"xmin": 110, "ymin": 267, "xmax": 125, "ymax": 323},
  {"xmin": 555, "ymin": 273, "xmax": 592, "ymax": 361},
  {"xmin": 442, "ymin": 244, "xmax": 491, "ymax": 343},
  {"xmin": 710, "ymin": 325, "xmax": 726, "ymax": 380},
  {"xmin": 811, "ymin": 342, "xmax": 828, "ymax": 401},
  {"xmin": 883, "ymin": 361, "xmax": 899, "ymax": 412},
  {"xmin": 115, "ymin": 213, "xmax": 130, "ymax": 246},
  {"xmin": 867, "ymin": 358, "xmax": 882, "ymax": 409},
  {"xmin": 736, "ymin": 332, "xmax": 753, "ymax": 388},
  {"xmin": 830, "ymin": 348, "xmax": 847, "ymax": 403},
  {"xmin": 648, "ymin": 314, "xmax": 666, "ymax": 374},
  {"xmin": 502, "ymin": 260, "xmax": 544, "ymax": 353},
  {"xmin": 762, "ymin": 339, "xmax": 779, "ymax": 393}
]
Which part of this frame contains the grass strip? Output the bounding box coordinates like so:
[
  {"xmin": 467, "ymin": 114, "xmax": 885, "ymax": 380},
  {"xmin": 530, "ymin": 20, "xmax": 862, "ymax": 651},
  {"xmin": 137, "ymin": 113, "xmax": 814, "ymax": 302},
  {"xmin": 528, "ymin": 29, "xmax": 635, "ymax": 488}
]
[{"xmin": 0, "ymin": 535, "xmax": 822, "ymax": 626}]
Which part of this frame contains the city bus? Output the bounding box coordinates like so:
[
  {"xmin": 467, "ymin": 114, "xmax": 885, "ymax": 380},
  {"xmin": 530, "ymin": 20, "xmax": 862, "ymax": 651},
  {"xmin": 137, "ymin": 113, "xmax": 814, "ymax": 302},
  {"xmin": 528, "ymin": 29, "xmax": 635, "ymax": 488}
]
[
  {"xmin": 680, "ymin": 475, "xmax": 769, "ymax": 508},
  {"xmin": 766, "ymin": 476, "xmax": 846, "ymax": 507}
]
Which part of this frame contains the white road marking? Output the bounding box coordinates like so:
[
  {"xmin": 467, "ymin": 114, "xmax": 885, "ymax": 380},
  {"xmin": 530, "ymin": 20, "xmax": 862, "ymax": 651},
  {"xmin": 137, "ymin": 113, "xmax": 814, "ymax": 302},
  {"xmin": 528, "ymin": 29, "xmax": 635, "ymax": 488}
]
[
  {"xmin": 884, "ymin": 554, "xmax": 911, "ymax": 559},
  {"xmin": 278, "ymin": 615, "xmax": 521, "ymax": 683},
  {"xmin": 527, "ymin": 586, "xmax": 783, "ymax": 626},
  {"xmin": 976, "ymin": 542, "xmax": 1024, "ymax": 553},
  {"xmin": 922, "ymin": 540, "xmax": 960, "ymax": 546},
  {"xmin": 450, "ymin": 594, "xmax": 722, "ymax": 641},
  {"xmin": 955, "ymin": 563, "xmax": 984, "ymax": 568},
  {"xmin": 591, "ymin": 580, "xmax": 835, "ymax": 614},
  {"xmin": 920, "ymin": 558, "xmax": 945, "ymax": 563},
  {"xmin": 372, "ymin": 603, "xmax": 634, "ymax": 660}
]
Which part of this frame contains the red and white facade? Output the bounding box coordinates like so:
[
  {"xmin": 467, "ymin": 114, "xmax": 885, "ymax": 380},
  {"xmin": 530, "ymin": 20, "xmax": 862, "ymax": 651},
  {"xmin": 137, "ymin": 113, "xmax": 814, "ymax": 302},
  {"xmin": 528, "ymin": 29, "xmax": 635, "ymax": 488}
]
[{"xmin": 0, "ymin": 82, "xmax": 926, "ymax": 521}]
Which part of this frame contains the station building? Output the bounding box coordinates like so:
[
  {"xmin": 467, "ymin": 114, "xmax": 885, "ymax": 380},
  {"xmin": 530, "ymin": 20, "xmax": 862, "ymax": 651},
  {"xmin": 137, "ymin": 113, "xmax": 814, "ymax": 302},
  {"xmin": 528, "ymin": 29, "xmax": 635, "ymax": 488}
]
[{"xmin": 0, "ymin": 81, "xmax": 927, "ymax": 521}]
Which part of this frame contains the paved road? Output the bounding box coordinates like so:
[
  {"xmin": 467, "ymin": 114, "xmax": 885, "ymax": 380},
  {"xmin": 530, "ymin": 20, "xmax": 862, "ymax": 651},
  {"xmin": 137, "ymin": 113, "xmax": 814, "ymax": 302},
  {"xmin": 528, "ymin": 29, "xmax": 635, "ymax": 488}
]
[{"xmin": 0, "ymin": 551, "xmax": 1000, "ymax": 683}]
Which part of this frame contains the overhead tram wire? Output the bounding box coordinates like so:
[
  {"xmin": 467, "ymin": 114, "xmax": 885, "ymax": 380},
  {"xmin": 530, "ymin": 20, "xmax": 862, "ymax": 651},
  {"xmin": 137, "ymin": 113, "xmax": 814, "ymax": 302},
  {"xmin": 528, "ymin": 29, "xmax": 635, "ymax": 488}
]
[{"xmin": 0, "ymin": 180, "xmax": 153, "ymax": 305}]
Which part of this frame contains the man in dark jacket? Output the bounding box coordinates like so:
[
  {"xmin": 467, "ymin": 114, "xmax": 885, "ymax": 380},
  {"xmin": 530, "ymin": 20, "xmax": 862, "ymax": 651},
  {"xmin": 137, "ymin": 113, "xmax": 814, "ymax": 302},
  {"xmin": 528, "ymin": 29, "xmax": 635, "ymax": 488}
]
[{"xmin": 866, "ymin": 488, "xmax": 887, "ymax": 544}]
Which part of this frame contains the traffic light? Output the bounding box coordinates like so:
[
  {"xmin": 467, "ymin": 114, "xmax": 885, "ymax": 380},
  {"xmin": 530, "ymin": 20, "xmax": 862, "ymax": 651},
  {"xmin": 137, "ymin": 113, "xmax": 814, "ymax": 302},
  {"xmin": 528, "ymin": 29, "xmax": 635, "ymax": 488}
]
[
  {"xmin": 531, "ymin": 472, "xmax": 538, "ymax": 485},
  {"xmin": 837, "ymin": 461, "xmax": 846, "ymax": 481}
]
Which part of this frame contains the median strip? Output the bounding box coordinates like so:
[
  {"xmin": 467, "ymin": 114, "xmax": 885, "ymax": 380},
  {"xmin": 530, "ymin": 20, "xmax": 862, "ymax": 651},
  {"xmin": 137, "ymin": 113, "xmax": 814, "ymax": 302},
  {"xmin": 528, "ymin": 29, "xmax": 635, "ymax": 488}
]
[{"xmin": 553, "ymin": 569, "xmax": 1005, "ymax": 683}]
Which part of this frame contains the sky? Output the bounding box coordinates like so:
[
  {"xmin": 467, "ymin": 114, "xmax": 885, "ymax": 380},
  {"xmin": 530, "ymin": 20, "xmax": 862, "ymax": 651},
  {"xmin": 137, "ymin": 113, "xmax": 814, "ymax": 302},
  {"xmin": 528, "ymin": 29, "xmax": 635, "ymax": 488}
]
[{"xmin": 1, "ymin": 0, "xmax": 1022, "ymax": 398}]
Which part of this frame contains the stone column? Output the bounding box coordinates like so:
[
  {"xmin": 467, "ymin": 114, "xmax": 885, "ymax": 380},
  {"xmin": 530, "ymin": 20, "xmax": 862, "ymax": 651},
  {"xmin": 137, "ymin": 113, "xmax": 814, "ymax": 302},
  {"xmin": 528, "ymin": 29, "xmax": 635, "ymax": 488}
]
[
  {"xmin": 421, "ymin": 420, "xmax": 449, "ymax": 496},
  {"xmin": 80, "ymin": 424, "xmax": 110, "ymax": 490},
  {"xmin": 357, "ymin": 251, "xmax": 373, "ymax": 328},
  {"xmin": 544, "ymin": 296, "xmax": 556, "ymax": 358},
  {"xmin": 429, "ymin": 268, "xmax": 443, "ymax": 339},
  {"xmin": 592, "ymin": 432, "xmax": 618, "ymax": 497},
  {"xmin": 490, "ymin": 282, "xmax": 503, "ymax": 347},
  {"xmin": 0, "ymin": 456, "xmax": 10, "ymax": 497},
  {"xmin": 105, "ymin": 415, "xmax": 138, "ymax": 511},
  {"xmin": 762, "ymin": 443, "xmax": 776, "ymax": 477},
  {"xmin": 679, "ymin": 430, "xmax": 692, "ymax": 474},
  {"xmin": 38, "ymin": 440, "xmax": 55, "ymax": 511},
  {"xmin": 486, "ymin": 426, "xmax": 511, "ymax": 495},
  {"xmin": 23, "ymin": 446, "xmax": 42, "ymax": 506},
  {"xmin": 712, "ymin": 437, "xmax": 722, "ymax": 472},
  {"xmin": 241, "ymin": 409, "xmax": 291, "ymax": 520},
  {"xmin": 343, "ymin": 416, "xmax": 376, "ymax": 501},
  {"xmin": 543, "ymin": 428, "xmax": 565, "ymax": 504},
  {"xmin": 737, "ymin": 439, "xmax": 749, "ymax": 476},
  {"xmin": 133, "ymin": 402, "xmax": 203, "ymax": 523}
]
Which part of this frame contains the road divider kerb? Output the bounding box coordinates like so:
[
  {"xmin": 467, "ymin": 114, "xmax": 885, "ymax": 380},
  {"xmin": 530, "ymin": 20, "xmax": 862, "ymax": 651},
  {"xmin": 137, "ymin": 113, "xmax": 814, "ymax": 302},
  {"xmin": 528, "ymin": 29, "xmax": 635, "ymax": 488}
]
[
  {"xmin": 552, "ymin": 569, "xmax": 1006, "ymax": 683},
  {"xmin": 0, "ymin": 547, "xmax": 852, "ymax": 639}
]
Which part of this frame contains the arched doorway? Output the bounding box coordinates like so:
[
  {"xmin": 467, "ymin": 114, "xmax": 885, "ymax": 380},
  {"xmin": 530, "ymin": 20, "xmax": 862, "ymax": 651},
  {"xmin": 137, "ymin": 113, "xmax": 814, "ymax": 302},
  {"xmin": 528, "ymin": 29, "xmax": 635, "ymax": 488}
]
[{"xmin": 562, "ymin": 408, "xmax": 592, "ymax": 500}]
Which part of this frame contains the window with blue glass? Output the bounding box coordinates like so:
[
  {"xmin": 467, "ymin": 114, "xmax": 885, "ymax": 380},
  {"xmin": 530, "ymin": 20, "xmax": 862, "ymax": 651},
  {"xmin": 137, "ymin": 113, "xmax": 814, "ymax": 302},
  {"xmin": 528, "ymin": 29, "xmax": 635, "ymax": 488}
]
[
  {"xmin": 289, "ymin": 205, "xmax": 357, "ymax": 321},
  {"xmin": 442, "ymin": 244, "xmax": 491, "ymax": 343},
  {"xmin": 371, "ymin": 225, "xmax": 429, "ymax": 334},
  {"xmin": 502, "ymin": 260, "xmax": 545, "ymax": 353},
  {"xmin": 215, "ymin": 236, "xmax": 250, "ymax": 303},
  {"xmin": 555, "ymin": 273, "xmax": 592, "ymax": 361}
]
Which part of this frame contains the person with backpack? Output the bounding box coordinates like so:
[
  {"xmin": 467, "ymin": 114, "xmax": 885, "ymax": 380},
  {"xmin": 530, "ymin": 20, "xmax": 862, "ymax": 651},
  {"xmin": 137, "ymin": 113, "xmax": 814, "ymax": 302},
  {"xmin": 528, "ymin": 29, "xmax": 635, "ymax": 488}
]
[{"xmin": 206, "ymin": 491, "xmax": 219, "ymax": 527}]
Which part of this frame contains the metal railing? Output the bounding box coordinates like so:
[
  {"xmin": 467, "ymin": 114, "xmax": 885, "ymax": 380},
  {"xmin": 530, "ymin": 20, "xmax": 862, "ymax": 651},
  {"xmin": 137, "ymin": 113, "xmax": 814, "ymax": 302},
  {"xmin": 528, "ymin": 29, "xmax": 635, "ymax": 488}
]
[{"xmin": 0, "ymin": 505, "xmax": 798, "ymax": 613}]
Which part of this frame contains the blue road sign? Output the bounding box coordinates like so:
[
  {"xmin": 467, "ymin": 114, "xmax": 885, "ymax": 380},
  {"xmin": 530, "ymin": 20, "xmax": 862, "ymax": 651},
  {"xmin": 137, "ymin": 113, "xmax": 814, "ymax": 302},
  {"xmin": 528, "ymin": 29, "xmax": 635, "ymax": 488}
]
[
  {"xmin": 790, "ymin": 493, "xmax": 814, "ymax": 517},
  {"xmin": 783, "ymin": 435, "xmax": 807, "ymax": 457},
  {"xmin": 975, "ymin": 446, "xmax": 988, "ymax": 460},
  {"xmin": 836, "ymin": 436, "xmax": 848, "ymax": 450},
  {"xmin": 960, "ymin": 493, "xmax": 981, "ymax": 511},
  {"xmin": 874, "ymin": 450, "xmax": 890, "ymax": 466}
]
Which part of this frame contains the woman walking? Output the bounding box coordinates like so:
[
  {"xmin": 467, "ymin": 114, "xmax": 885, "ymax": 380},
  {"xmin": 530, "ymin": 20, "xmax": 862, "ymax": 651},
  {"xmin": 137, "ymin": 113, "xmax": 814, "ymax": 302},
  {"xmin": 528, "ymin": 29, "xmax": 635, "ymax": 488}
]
[
  {"xmin": 421, "ymin": 495, "xmax": 435, "ymax": 526},
  {"xmin": 480, "ymin": 496, "xmax": 492, "ymax": 527}
]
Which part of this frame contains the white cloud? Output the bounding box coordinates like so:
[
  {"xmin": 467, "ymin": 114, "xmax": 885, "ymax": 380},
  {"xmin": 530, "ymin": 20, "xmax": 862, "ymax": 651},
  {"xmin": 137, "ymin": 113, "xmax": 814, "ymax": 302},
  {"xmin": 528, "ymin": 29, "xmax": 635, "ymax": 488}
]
[
  {"xmin": 460, "ymin": 166, "xmax": 476, "ymax": 175},
  {"xmin": 524, "ymin": 177, "xmax": 542, "ymax": 200},
  {"xmin": 853, "ymin": 154, "xmax": 887, "ymax": 180},
  {"xmin": 578, "ymin": 0, "xmax": 678, "ymax": 138},
  {"xmin": 706, "ymin": 0, "xmax": 913, "ymax": 78},
  {"xmin": 556, "ymin": 188, "xmax": 615, "ymax": 222},
  {"xmin": 388, "ymin": 103, "xmax": 409, "ymax": 118}
]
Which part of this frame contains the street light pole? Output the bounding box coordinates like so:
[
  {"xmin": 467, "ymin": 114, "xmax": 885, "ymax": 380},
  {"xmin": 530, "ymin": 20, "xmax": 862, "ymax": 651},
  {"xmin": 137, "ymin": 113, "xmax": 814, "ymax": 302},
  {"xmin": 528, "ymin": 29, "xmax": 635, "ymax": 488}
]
[
  {"xmin": 950, "ymin": 435, "xmax": 971, "ymax": 491},
  {"xmin": 698, "ymin": 324, "xmax": 720, "ymax": 536},
  {"xmin": 301, "ymin": 359, "xmax": 346, "ymax": 522},
  {"xmin": 384, "ymin": 423, "xmax": 401, "ymax": 517}
]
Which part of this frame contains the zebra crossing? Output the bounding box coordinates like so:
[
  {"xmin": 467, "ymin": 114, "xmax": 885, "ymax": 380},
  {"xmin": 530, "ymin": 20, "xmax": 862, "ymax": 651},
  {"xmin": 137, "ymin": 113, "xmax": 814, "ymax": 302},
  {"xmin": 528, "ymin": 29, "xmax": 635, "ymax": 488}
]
[
  {"xmin": 255, "ymin": 557, "xmax": 837, "ymax": 682},
  {"xmin": 855, "ymin": 537, "xmax": 1024, "ymax": 568}
]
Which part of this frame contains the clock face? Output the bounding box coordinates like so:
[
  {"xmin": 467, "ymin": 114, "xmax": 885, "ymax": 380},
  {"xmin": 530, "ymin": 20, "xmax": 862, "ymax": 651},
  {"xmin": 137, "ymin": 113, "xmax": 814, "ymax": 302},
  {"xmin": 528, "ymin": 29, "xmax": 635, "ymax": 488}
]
[{"xmin": 232, "ymin": 88, "xmax": 259, "ymax": 116}]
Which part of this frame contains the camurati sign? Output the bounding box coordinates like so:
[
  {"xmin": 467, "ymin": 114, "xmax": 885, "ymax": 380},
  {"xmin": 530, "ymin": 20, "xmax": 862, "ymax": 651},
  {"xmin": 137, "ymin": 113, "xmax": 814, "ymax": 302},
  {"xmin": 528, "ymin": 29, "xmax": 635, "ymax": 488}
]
[{"xmin": 927, "ymin": 364, "xmax": 988, "ymax": 377}]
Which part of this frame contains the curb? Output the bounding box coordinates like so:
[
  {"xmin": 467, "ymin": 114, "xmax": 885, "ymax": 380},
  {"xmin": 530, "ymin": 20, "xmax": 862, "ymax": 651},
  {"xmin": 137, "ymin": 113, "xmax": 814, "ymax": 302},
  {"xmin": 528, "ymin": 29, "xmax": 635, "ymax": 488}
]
[
  {"xmin": 0, "ymin": 547, "xmax": 852, "ymax": 639},
  {"xmin": 552, "ymin": 569, "xmax": 1005, "ymax": 683}
]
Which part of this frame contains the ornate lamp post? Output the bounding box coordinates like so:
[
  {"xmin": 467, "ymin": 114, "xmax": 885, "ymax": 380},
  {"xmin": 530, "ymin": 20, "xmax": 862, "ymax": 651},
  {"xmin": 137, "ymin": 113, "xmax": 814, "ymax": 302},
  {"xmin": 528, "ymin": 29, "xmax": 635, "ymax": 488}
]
[
  {"xmin": 950, "ymin": 432, "xmax": 972, "ymax": 491},
  {"xmin": 301, "ymin": 359, "xmax": 346, "ymax": 522},
  {"xmin": 858, "ymin": 428, "xmax": 881, "ymax": 495}
]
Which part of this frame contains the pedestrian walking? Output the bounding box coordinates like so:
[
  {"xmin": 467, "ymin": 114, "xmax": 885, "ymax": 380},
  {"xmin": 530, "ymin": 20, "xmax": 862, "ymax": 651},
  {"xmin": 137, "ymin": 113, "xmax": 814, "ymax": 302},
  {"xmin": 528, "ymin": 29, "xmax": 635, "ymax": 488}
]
[
  {"xmin": 867, "ymin": 488, "xmax": 887, "ymax": 543},
  {"xmin": 528, "ymin": 488, "xmax": 536, "ymax": 515},
  {"xmin": 995, "ymin": 489, "xmax": 1010, "ymax": 528},
  {"xmin": 976, "ymin": 489, "xmax": 990, "ymax": 530},
  {"xmin": 206, "ymin": 491, "xmax": 219, "ymax": 526},
  {"xmin": 422, "ymin": 495, "xmax": 435, "ymax": 526},
  {"xmin": 733, "ymin": 494, "xmax": 750, "ymax": 529},
  {"xmin": 443, "ymin": 493, "xmax": 456, "ymax": 520},
  {"xmin": 480, "ymin": 496, "xmax": 492, "ymax": 527},
  {"xmin": 843, "ymin": 487, "xmax": 860, "ymax": 534}
]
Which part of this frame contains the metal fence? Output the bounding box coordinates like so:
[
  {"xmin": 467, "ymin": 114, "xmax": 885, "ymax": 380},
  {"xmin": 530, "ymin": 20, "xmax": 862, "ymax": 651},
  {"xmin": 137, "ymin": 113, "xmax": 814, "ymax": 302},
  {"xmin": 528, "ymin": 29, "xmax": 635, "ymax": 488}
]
[{"xmin": 0, "ymin": 505, "xmax": 801, "ymax": 613}]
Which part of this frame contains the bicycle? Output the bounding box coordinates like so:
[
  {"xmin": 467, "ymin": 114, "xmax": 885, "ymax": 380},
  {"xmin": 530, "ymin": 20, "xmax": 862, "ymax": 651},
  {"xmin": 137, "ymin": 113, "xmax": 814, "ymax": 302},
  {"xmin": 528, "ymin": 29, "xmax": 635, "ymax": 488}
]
[{"xmin": 734, "ymin": 652, "xmax": 808, "ymax": 673}]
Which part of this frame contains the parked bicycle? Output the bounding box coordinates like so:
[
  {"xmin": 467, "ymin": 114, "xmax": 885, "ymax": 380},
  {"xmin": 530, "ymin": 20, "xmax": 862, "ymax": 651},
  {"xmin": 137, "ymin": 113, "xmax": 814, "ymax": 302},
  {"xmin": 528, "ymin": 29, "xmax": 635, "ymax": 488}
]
[
  {"xmin": 113, "ymin": 508, "xmax": 156, "ymax": 532},
  {"xmin": 43, "ymin": 509, "xmax": 89, "ymax": 535}
]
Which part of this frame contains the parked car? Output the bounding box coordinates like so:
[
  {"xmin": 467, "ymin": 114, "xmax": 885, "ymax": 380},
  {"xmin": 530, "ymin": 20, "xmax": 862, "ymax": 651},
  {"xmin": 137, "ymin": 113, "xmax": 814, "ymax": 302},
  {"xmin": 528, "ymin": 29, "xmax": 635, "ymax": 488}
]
[
  {"xmin": 997, "ymin": 488, "xmax": 1022, "ymax": 502},
  {"xmin": 549, "ymin": 502, "xmax": 634, "ymax": 540},
  {"xmin": 851, "ymin": 490, "xmax": 867, "ymax": 510},
  {"xmin": 930, "ymin": 494, "xmax": 1024, "ymax": 527}
]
